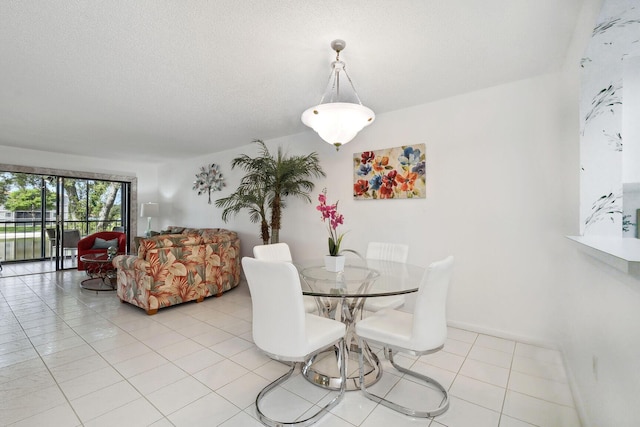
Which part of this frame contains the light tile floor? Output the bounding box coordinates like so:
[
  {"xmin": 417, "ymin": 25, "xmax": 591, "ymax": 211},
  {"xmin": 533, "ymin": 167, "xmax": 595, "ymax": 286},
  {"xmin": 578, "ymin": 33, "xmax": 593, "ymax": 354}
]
[{"xmin": 0, "ymin": 265, "xmax": 582, "ymax": 426}]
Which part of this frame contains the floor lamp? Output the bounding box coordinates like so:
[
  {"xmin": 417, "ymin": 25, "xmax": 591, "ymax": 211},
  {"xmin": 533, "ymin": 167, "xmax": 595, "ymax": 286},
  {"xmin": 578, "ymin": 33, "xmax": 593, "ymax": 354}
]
[{"xmin": 140, "ymin": 203, "xmax": 159, "ymax": 237}]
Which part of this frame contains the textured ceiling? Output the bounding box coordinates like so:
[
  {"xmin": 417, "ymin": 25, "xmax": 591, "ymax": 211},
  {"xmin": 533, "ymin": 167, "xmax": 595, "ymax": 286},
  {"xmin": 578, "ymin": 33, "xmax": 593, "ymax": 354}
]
[{"xmin": 0, "ymin": 0, "xmax": 586, "ymax": 163}]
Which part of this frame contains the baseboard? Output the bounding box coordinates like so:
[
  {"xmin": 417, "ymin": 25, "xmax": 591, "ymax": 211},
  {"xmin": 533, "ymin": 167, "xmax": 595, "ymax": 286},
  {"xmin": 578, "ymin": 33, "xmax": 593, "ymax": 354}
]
[{"xmin": 446, "ymin": 319, "xmax": 558, "ymax": 350}]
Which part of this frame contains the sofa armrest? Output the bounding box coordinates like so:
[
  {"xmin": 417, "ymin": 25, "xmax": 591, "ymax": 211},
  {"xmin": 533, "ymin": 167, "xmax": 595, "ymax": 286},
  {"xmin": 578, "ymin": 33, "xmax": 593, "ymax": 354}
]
[{"xmin": 112, "ymin": 254, "xmax": 149, "ymax": 273}]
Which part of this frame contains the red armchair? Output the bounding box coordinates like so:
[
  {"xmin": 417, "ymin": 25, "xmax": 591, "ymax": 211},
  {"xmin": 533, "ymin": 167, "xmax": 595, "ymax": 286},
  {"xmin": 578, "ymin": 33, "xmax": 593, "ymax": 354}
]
[{"xmin": 77, "ymin": 231, "xmax": 126, "ymax": 270}]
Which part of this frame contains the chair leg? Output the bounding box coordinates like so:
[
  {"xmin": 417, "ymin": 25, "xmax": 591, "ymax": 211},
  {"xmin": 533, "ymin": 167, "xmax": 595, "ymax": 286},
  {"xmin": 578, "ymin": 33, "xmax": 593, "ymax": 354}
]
[
  {"xmin": 256, "ymin": 339, "xmax": 347, "ymax": 427},
  {"xmin": 358, "ymin": 340, "xmax": 449, "ymax": 418}
]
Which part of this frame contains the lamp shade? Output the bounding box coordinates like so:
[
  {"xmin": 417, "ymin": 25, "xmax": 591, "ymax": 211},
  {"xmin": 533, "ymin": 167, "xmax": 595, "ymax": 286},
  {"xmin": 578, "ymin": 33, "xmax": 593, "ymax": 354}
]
[
  {"xmin": 140, "ymin": 202, "xmax": 159, "ymax": 218},
  {"xmin": 301, "ymin": 102, "xmax": 375, "ymax": 150}
]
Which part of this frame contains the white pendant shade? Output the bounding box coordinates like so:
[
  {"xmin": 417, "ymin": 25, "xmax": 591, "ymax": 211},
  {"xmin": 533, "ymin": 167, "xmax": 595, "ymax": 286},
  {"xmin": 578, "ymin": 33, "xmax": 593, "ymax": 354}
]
[
  {"xmin": 302, "ymin": 40, "xmax": 374, "ymax": 151},
  {"xmin": 301, "ymin": 102, "xmax": 375, "ymax": 150}
]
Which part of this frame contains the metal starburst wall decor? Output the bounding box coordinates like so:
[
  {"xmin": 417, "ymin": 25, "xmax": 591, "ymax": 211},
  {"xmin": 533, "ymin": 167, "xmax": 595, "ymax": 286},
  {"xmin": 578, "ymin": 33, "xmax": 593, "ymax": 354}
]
[{"xmin": 193, "ymin": 163, "xmax": 225, "ymax": 204}]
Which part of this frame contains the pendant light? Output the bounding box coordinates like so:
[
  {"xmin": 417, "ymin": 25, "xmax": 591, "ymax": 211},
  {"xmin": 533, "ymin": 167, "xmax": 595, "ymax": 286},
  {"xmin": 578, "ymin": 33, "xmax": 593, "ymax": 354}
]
[{"xmin": 301, "ymin": 39, "xmax": 375, "ymax": 151}]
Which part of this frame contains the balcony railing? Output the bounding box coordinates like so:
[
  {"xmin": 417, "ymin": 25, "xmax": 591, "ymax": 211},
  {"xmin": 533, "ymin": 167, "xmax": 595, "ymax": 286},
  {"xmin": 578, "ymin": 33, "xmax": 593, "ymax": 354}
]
[{"xmin": 0, "ymin": 220, "xmax": 124, "ymax": 263}]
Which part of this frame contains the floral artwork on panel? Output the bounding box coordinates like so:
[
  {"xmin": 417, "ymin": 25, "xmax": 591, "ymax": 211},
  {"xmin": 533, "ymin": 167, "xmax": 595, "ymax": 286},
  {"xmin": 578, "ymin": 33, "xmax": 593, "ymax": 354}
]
[
  {"xmin": 580, "ymin": 2, "xmax": 640, "ymax": 236},
  {"xmin": 353, "ymin": 144, "xmax": 426, "ymax": 200}
]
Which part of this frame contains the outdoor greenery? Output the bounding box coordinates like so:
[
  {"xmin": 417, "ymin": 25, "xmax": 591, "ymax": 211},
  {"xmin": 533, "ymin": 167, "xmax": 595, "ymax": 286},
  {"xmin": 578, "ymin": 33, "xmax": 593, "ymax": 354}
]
[
  {"xmin": 0, "ymin": 172, "xmax": 50, "ymax": 207},
  {"xmin": 215, "ymin": 140, "xmax": 325, "ymax": 244},
  {"xmin": 4, "ymin": 187, "xmax": 55, "ymax": 211},
  {"xmin": 64, "ymin": 179, "xmax": 121, "ymax": 228},
  {"xmin": 0, "ymin": 172, "xmax": 122, "ymax": 229}
]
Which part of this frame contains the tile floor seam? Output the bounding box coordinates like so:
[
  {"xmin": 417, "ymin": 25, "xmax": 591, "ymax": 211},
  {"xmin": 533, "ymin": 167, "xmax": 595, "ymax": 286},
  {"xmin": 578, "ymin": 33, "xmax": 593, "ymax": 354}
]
[
  {"xmin": 496, "ymin": 339, "xmax": 516, "ymax": 427},
  {"xmin": 452, "ymin": 371, "xmax": 508, "ymax": 391},
  {"xmin": 442, "ymin": 332, "xmax": 508, "ymax": 425},
  {"xmin": 509, "ymin": 367, "xmax": 570, "ymax": 384},
  {"xmin": 512, "ymin": 354, "xmax": 565, "ymax": 368},
  {"xmin": 508, "ymin": 371, "xmax": 572, "ymax": 396},
  {"xmin": 502, "ymin": 389, "xmax": 579, "ymax": 427},
  {"xmin": 92, "ymin": 322, "xmax": 189, "ymax": 424},
  {"xmin": 505, "ymin": 387, "xmax": 577, "ymax": 409},
  {"xmin": 446, "ymin": 329, "xmax": 477, "ymax": 390},
  {"xmin": 115, "ymin": 361, "xmax": 188, "ymax": 423}
]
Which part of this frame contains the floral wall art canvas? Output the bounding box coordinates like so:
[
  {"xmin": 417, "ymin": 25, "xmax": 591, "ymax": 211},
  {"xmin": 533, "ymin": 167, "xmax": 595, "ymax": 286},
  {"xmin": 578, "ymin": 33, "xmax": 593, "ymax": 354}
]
[{"xmin": 353, "ymin": 144, "xmax": 426, "ymax": 200}]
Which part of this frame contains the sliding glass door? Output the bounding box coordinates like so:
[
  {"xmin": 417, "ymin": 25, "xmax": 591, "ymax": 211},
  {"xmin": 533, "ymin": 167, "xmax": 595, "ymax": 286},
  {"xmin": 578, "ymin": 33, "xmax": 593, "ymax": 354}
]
[{"xmin": 0, "ymin": 170, "xmax": 132, "ymax": 270}]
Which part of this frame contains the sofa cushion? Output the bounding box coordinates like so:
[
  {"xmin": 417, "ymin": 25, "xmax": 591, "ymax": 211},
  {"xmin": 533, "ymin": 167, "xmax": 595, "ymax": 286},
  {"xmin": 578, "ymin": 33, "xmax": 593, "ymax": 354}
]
[
  {"xmin": 138, "ymin": 234, "xmax": 204, "ymax": 259},
  {"xmin": 180, "ymin": 227, "xmax": 204, "ymax": 236},
  {"xmin": 92, "ymin": 237, "xmax": 118, "ymax": 249},
  {"xmin": 200, "ymin": 229, "xmax": 237, "ymax": 244},
  {"xmin": 160, "ymin": 226, "xmax": 186, "ymax": 235}
]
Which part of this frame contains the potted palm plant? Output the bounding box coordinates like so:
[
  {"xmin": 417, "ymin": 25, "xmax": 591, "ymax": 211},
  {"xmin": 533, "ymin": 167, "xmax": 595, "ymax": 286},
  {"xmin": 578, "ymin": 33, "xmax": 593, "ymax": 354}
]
[{"xmin": 216, "ymin": 140, "xmax": 325, "ymax": 244}]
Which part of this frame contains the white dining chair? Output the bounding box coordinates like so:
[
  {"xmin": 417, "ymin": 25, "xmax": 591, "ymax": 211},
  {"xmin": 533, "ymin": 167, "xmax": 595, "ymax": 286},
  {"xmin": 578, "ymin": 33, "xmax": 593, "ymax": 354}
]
[
  {"xmin": 242, "ymin": 257, "xmax": 347, "ymax": 427},
  {"xmin": 253, "ymin": 243, "xmax": 318, "ymax": 314},
  {"xmin": 253, "ymin": 242, "xmax": 293, "ymax": 262},
  {"xmin": 355, "ymin": 255, "xmax": 454, "ymax": 417},
  {"xmin": 363, "ymin": 242, "xmax": 409, "ymax": 312}
]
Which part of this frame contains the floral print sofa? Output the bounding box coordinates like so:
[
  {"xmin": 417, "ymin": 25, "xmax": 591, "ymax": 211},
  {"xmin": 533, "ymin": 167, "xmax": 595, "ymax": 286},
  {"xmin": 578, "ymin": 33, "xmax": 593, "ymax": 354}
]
[{"xmin": 112, "ymin": 227, "xmax": 240, "ymax": 315}]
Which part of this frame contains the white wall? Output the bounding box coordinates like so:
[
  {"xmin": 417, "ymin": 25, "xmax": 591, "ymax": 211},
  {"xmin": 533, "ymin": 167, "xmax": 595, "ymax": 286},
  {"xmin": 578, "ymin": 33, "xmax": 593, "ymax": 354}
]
[
  {"xmin": 160, "ymin": 72, "xmax": 573, "ymax": 347},
  {"xmin": 0, "ymin": 145, "xmax": 160, "ymax": 236},
  {"xmin": 562, "ymin": 251, "xmax": 640, "ymax": 427}
]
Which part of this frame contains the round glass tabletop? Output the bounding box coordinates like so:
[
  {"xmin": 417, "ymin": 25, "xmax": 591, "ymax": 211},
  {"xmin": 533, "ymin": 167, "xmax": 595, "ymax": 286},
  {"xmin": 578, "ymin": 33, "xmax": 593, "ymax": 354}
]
[{"xmin": 296, "ymin": 258, "xmax": 424, "ymax": 298}]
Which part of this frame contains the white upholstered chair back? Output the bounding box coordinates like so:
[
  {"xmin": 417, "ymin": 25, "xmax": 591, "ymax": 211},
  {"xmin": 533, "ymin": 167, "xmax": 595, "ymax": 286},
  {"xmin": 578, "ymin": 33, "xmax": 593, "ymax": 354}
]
[
  {"xmin": 366, "ymin": 242, "xmax": 409, "ymax": 263},
  {"xmin": 252, "ymin": 243, "xmax": 319, "ymax": 314},
  {"xmin": 252, "ymin": 243, "xmax": 292, "ymax": 262},
  {"xmin": 241, "ymin": 257, "xmax": 310, "ymax": 360},
  {"xmin": 411, "ymin": 255, "xmax": 454, "ymax": 350},
  {"xmin": 363, "ymin": 242, "xmax": 410, "ymax": 312}
]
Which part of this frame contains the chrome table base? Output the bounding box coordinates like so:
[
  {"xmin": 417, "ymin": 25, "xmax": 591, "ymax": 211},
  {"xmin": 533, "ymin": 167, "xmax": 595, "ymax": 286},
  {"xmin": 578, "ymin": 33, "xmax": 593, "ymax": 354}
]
[
  {"xmin": 301, "ymin": 295, "xmax": 382, "ymax": 391},
  {"xmin": 302, "ymin": 342, "xmax": 380, "ymax": 390}
]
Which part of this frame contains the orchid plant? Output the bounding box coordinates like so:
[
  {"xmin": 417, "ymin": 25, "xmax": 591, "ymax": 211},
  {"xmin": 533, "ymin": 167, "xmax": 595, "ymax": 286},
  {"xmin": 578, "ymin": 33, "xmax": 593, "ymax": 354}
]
[{"xmin": 316, "ymin": 189, "xmax": 345, "ymax": 256}]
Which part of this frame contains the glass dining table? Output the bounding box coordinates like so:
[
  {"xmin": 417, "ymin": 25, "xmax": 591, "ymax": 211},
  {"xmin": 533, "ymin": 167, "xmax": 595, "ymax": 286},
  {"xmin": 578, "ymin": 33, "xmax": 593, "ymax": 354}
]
[{"xmin": 295, "ymin": 258, "xmax": 425, "ymax": 391}]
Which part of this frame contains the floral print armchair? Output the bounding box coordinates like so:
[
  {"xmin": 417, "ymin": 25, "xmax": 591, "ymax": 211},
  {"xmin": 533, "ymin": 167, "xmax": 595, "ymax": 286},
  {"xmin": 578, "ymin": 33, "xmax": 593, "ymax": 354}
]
[{"xmin": 112, "ymin": 228, "xmax": 240, "ymax": 315}]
